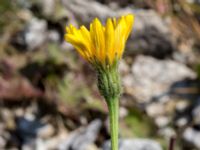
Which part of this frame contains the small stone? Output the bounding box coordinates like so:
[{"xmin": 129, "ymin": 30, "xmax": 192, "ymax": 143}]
[
  {"xmin": 103, "ymin": 139, "xmax": 163, "ymax": 150},
  {"xmin": 37, "ymin": 124, "xmax": 55, "ymax": 139},
  {"xmin": 175, "ymin": 117, "xmax": 188, "ymax": 128},
  {"xmin": 25, "ymin": 18, "xmax": 47, "ymax": 50},
  {"xmin": 146, "ymin": 103, "xmax": 165, "ymax": 117},
  {"xmin": 119, "ymin": 107, "xmax": 128, "ymax": 118},
  {"xmin": 1, "ymin": 108, "xmax": 15, "ymax": 130},
  {"xmin": 48, "ymin": 30, "xmax": 60, "ymax": 42},
  {"xmin": 35, "ymin": 138, "xmax": 45, "ymax": 150},
  {"xmin": 16, "ymin": 117, "xmax": 44, "ymax": 142},
  {"xmin": 42, "ymin": 0, "xmax": 55, "ymax": 16},
  {"xmin": 15, "ymin": 108, "xmax": 25, "ymax": 117},
  {"xmin": 40, "ymin": 129, "xmax": 68, "ymax": 150},
  {"xmin": 0, "ymin": 136, "xmax": 6, "ymax": 148},
  {"xmin": 158, "ymin": 127, "xmax": 176, "ymax": 138},
  {"xmin": 176, "ymin": 101, "xmax": 189, "ymax": 112},
  {"xmin": 183, "ymin": 127, "xmax": 200, "ymax": 149},
  {"xmin": 192, "ymin": 103, "xmax": 200, "ymax": 124},
  {"xmin": 59, "ymin": 119, "xmax": 102, "ymax": 150},
  {"xmin": 155, "ymin": 116, "xmax": 170, "ymax": 127}
]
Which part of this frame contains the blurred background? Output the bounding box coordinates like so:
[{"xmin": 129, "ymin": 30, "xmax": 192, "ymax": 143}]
[{"xmin": 0, "ymin": 0, "xmax": 200, "ymax": 150}]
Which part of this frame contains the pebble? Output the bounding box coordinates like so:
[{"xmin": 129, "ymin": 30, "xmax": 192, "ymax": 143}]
[
  {"xmin": 175, "ymin": 117, "xmax": 188, "ymax": 128},
  {"xmin": 37, "ymin": 124, "xmax": 55, "ymax": 139},
  {"xmin": 155, "ymin": 116, "xmax": 170, "ymax": 127},
  {"xmin": 25, "ymin": 18, "xmax": 47, "ymax": 50},
  {"xmin": 103, "ymin": 139, "xmax": 163, "ymax": 150},
  {"xmin": 192, "ymin": 102, "xmax": 200, "ymax": 124},
  {"xmin": 175, "ymin": 101, "xmax": 189, "ymax": 112},
  {"xmin": 58, "ymin": 119, "xmax": 102, "ymax": 150},
  {"xmin": 0, "ymin": 136, "xmax": 6, "ymax": 148},
  {"xmin": 183, "ymin": 127, "xmax": 200, "ymax": 149},
  {"xmin": 158, "ymin": 127, "xmax": 176, "ymax": 138},
  {"xmin": 146, "ymin": 103, "xmax": 165, "ymax": 117}
]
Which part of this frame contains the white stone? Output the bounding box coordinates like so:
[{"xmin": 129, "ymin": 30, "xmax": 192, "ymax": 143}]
[
  {"xmin": 103, "ymin": 139, "xmax": 163, "ymax": 150},
  {"xmin": 183, "ymin": 127, "xmax": 200, "ymax": 149},
  {"xmin": 131, "ymin": 55, "xmax": 196, "ymax": 103},
  {"xmin": 158, "ymin": 127, "xmax": 176, "ymax": 138},
  {"xmin": 155, "ymin": 116, "xmax": 170, "ymax": 127},
  {"xmin": 175, "ymin": 117, "xmax": 188, "ymax": 127},
  {"xmin": 25, "ymin": 18, "xmax": 47, "ymax": 50},
  {"xmin": 146, "ymin": 103, "xmax": 165, "ymax": 117}
]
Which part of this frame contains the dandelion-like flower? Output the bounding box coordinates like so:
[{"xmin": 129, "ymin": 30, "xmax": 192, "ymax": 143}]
[
  {"xmin": 65, "ymin": 14, "xmax": 134, "ymax": 68},
  {"xmin": 65, "ymin": 14, "xmax": 134, "ymax": 150}
]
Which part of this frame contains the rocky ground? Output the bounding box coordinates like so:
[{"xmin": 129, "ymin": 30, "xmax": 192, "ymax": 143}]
[{"xmin": 1, "ymin": 0, "xmax": 200, "ymax": 150}]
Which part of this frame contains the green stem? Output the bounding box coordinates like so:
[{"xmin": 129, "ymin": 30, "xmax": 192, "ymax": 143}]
[{"xmin": 107, "ymin": 97, "xmax": 119, "ymax": 150}]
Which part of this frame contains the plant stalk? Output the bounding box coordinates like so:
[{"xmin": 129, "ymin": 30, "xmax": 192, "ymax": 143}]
[{"xmin": 107, "ymin": 97, "xmax": 119, "ymax": 150}]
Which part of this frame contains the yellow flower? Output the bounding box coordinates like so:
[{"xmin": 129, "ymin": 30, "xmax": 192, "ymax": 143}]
[
  {"xmin": 65, "ymin": 15, "xmax": 135, "ymax": 150},
  {"xmin": 65, "ymin": 14, "xmax": 134, "ymax": 67}
]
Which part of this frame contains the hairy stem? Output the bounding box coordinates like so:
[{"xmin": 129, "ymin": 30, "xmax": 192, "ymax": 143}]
[{"xmin": 107, "ymin": 97, "xmax": 119, "ymax": 150}]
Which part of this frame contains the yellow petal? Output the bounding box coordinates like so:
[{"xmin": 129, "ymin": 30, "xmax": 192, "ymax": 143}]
[
  {"xmin": 105, "ymin": 18, "xmax": 115, "ymax": 64},
  {"xmin": 80, "ymin": 26, "xmax": 94, "ymax": 57},
  {"xmin": 80, "ymin": 26, "xmax": 91, "ymax": 41},
  {"xmin": 65, "ymin": 26, "xmax": 70, "ymax": 33},
  {"xmin": 65, "ymin": 34, "xmax": 90, "ymax": 60},
  {"xmin": 114, "ymin": 16, "xmax": 126, "ymax": 59},
  {"xmin": 69, "ymin": 25, "xmax": 77, "ymax": 34},
  {"xmin": 112, "ymin": 18, "xmax": 117, "ymax": 28},
  {"xmin": 124, "ymin": 14, "xmax": 134, "ymax": 40},
  {"xmin": 90, "ymin": 18, "xmax": 105, "ymax": 63}
]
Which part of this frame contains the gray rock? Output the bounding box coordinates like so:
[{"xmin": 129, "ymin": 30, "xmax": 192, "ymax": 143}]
[
  {"xmin": 127, "ymin": 10, "xmax": 174, "ymax": 59},
  {"xmin": 16, "ymin": 117, "xmax": 45, "ymax": 141},
  {"xmin": 158, "ymin": 127, "xmax": 176, "ymax": 138},
  {"xmin": 129, "ymin": 25, "xmax": 174, "ymax": 59},
  {"xmin": 48, "ymin": 30, "xmax": 60, "ymax": 43},
  {"xmin": 42, "ymin": 0, "xmax": 55, "ymax": 17},
  {"xmin": 193, "ymin": 108, "xmax": 200, "ymax": 124},
  {"xmin": 25, "ymin": 18, "xmax": 47, "ymax": 50},
  {"xmin": 175, "ymin": 101, "xmax": 189, "ymax": 113},
  {"xmin": 129, "ymin": 55, "xmax": 196, "ymax": 103},
  {"xmin": 0, "ymin": 136, "xmax": 6, "ymax": 149},
  {"xmin": 172, "ymin": 51, "xmax": 196, "ymax": 65},
  {"xmin": 34, "ymin": 129, "xmax": 69, "ymax": 150},
  {"xmin": 133, "ymin": 10, "xmax": 169, "ymax": 34},
  {"xmin": 175, "ymin": 117, "xmax": 188, "ymax": 128},
  {"xmin": 58, "ymin": 119, "xmax": 102, "ymax": 150},
  {"xmin": 146, "ymin": 103, "xmax": 166, "ymax": 117},
  {"xmin": 1, "ymin": 108, "xmax": 15, "ymax": 130},
  {"xmin": 103, "ymin": 139, "xmax": 162, "ymax": 150},
  {"xmin": 183, "ymin": 127, "xmax": 200, "ymax": 149},
  {"xmin": 37, "ymin": 124, "xmax": 55, "ymax": 139},
  {"xmin": 155, "ymin": 116, "xmax": 170, "ymax": 128},
  {"xmin": 62, "ymin": 0, "xmax": 116, "ymax": 23}
]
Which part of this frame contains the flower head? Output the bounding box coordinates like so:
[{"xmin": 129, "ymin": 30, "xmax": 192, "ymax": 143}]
[{"xmin": 65, "ymin": 14, "xmax": 134, "ymax": 68}]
